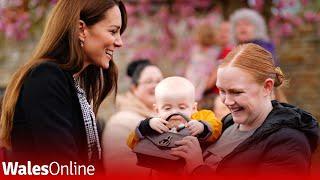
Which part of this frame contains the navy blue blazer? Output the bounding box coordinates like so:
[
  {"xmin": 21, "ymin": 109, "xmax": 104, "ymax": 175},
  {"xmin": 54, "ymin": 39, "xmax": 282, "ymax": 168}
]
[{"xmin": 9, "ymin": 62, "xmax": 102, "ymax": 168}]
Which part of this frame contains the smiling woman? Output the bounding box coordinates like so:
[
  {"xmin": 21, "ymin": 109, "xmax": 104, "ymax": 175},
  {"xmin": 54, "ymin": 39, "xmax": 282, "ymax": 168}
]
[
  {"xmin": 216, "ymin": 64, "xmax": 273, "ymax": 131},
  {"xmin": 170, "ymin": 43, "xmax": 319, "ymax": 177},
  {"xmin": 78, "ymin": 5, "xmax": 123, "ymax": 70},
  {"xmin": 0, "ymin": 0, "xmax": 127, "ymax": 174}
]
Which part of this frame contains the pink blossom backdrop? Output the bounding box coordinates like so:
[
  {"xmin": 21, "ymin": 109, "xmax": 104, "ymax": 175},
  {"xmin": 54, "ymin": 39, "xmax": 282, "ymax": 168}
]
[
  {"xmin": 1, "ymin": 0, "xmax": 319, "ymax": 66},
  {"xmin": 0, "ymin": 0, "xmax": 319, "ymax": 99}
]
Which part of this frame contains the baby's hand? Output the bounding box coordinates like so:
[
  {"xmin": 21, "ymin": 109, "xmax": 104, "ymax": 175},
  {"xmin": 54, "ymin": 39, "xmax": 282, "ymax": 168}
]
[
  {"xmin": 186, "ymin": 120, "xmax": 204, "ymax": 136},
  {"xmin": 149, "ymin": 117, "xmax": 169, "ymax": 133}
]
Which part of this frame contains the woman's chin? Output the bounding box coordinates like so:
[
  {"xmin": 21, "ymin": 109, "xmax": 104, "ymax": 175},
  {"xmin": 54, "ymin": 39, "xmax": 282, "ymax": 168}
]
[
  {"xmin": 232, "ymin": 115, "xmax": 245, "ymax": 124},
  {"xmin": 100, "ymin": 61, "xmax": 110, "ymax": 69}
]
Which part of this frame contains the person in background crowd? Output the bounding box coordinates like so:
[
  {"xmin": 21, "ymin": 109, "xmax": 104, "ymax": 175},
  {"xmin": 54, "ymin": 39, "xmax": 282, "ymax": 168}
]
[
  {"xmin": 171, "ymin": 44, "xmax": 319, "ymax": 177},
  {"xmin": 102, "ymin": 59, "xmax": 163, "ymax": 176},
  {"xmin": 185, "ymin": 23, "xmax": 220, "ymax": 101},
  {"xmin": 0, "ymin": 0, "xmax": 127, "ymax": 174},
  {"xmin": 230, "ymin": 8, "xmax": 287, "ymax": 102},
  {"xmin": 205, "ymin": 20, "xmax": 233, "ymax": 95},
  {"xmin": 216, "ymin": 21, "xmax": 233, "ymax": 60},
  {"xmin": 230, "ymin": 8, "xmax": 278, "ymax": 66}
]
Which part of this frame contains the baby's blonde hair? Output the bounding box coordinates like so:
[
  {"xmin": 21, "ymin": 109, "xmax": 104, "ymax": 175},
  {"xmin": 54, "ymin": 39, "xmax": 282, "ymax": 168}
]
[{"xmin": 155, "ymin": 76, "xmax": 195, "ymax": 101}]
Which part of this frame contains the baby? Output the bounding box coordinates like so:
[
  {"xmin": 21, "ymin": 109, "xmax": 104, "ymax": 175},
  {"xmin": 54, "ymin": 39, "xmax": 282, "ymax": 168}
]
[
  {"xmin": 127, "ymin": 76, "xmax": 222, "ymax": 149},
  {"xmin": 149, "ymin": 76, "xmax": 207, "ymax": 135}
]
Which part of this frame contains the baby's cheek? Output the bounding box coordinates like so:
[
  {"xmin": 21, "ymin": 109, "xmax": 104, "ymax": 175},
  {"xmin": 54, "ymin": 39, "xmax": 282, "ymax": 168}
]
[
  {"xmin": 181, "ymin": 110, "xmax": 193, "ymax": 118},
  {"xmin": 159, "ymin": 111, "xmax": 171, "ymax": 120}
]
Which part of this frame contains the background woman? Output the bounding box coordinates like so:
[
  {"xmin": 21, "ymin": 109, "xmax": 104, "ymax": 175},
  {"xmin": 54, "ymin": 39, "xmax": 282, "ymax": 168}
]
[
  {"xmin": 230, "ymin": 8, "xmax": 287, "ymax": 102},
  {"xmin": 185, "ymin": 23, "xmax": 220, "ymax": 101}
]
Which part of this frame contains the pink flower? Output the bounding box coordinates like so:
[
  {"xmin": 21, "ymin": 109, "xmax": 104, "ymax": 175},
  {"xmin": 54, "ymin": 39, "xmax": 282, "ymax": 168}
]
[
  {"xmin": 179, "ymin": 5, "xmax": 194, "ymax": 17},
  {"xmin": 137, "ymin": 1, "xmax": 151, "ymax": 15},
  {"xmin": 137, "ymin": 34, "xmax": 152, "ymax": 42},
  {"xmin": 300, "ymin": 0, "xmax": 309, "ymax": 6},
  {"xmin": 282, "ymin": 13, "xmax": 294, "ymax": 21},
  {"xmin": 0, "ymin": 21, "xmax": 5, "ymax": 31},
  {"xmin": 133, "ymin": 48, "xmax": 159, "ymax": 61},
  {"xmin": 186, "ymin": 16, "xmax": 198, "ymax": 28},
  {"xmin": 291, "ymin": 16, "xmax": 303, "ymax": 26},
  {"xmin": 288, "ymin": 0, "xmax": 297, "ymax": 7},
  {"xmin": 9, "ymin": 0, "xmax": 23, "ymax": 7},
  {"xmin": 127, "ymin": 16, "xmax": 139, "ymax": 26},
  {"xmin": 159, "ymin": 34, "xmax": 170, "ymax": 47},
  {"xmin": 276, "ymin": 0, "xmax": 286, "ymax": 9},
  {"xmin": 249, "ymin": 0, "xmax": 265, "ymax": 12},
  {"xmin": 281, "ymin": 23, "xmax": 293, "ymax": 37},
  {"xmin": 269, "ymin": 17, "xmax": 278, "ymax": 29},
  {"xmin": 5, "ymin": 24, "xmax": 16, "ymax": 39},
  {"xmin": 156, "ymin": 7, "xmax": 169, "ymax": 22},
  {"xmin": 35, "ymin": 6, "xmax": 45, "ymax": 19},
  {"xmin": 304, "ymin": 11, "xmax": 317, "ymax": 22},
  {"xmin": 16, "ymin": 30, "xmax": 28, "ymax": 41},
  {"xmin": 194, "ymin": 0, "xmax": 211, "ymax": 9}
]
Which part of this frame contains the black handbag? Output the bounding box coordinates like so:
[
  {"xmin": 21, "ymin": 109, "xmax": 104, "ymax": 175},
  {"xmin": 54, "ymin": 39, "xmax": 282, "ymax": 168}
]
[{"xmin": 133, "ymin": 113, "xmax": 191, "ymax": 172}]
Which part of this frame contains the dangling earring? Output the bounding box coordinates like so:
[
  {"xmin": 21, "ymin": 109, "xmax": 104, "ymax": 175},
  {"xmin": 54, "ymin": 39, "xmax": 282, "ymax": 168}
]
[{"xmin": 80, "ymin": 40, "xmax": 84, "ymax": 47}]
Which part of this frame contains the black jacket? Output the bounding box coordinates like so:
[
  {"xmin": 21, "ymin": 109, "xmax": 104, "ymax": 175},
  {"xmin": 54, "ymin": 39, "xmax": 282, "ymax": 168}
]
[
  {"xmin": 194, "ymin": 100, "xmax": 319, "ymax": 176},
  {"xmin": 8, "ymin": 62, "xmax": 103, "ymax": 169}
]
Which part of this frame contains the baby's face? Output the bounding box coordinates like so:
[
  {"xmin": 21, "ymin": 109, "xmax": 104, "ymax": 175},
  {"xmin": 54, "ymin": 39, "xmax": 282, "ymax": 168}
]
[{"xmin": 155, "ymin": 94, "xmax": 196, "ymax": 129}]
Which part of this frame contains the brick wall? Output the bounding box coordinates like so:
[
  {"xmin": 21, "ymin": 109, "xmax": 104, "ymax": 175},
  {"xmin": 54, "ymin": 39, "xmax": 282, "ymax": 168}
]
[
  {"xmin": 278, "ymin": 32, "xmax": 320, "ymax": 121},
  {"xmin": 278, "ymin": 30, "xmax": 320, "ymax": 172}
]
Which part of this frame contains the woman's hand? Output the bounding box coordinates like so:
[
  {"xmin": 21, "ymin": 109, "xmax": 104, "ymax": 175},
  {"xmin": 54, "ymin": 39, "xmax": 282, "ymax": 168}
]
[{"xmin": 171, "ymin": 136, "xmax": 204, "ymax": 173}]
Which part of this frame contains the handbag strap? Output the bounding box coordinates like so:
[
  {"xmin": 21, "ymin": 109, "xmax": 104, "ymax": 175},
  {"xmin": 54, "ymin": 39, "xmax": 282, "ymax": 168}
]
[
  {"xmin": 165, "ymin": 112, "xmax": 191, "ymax": 122},
  {"xmin": 144, "ymin": 113, "xmax": 191, "ymax": 148}
]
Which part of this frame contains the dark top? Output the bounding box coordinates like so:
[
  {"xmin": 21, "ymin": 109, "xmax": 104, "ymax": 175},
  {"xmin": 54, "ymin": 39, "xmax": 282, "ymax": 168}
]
[
  {"xmin": 8, "ymin": 62, "xmax": 103, "ymax": 170},
  {"xmin": 193, "ymin": 100, "xmax": 319, "ymax": 176}
]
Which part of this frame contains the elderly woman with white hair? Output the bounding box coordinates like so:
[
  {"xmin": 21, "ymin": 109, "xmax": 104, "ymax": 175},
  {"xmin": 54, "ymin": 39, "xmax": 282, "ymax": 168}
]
[
  {"xmin": 229, "ymin": 8, "xmax": 287, "ymax": 102},
  {"xmin": 230, "ymin": 8, "xmax": 280, "ymax": 66}
]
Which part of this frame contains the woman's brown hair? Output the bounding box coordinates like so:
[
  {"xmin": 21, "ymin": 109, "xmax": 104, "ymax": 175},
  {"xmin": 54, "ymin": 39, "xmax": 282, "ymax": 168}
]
[{"xmin": 0, "ymin": 0, "xmax": 127, "ymax": 149}]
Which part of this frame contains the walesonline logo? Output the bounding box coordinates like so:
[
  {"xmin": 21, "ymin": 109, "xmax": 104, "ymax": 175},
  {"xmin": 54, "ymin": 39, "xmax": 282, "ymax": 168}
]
[{"xmin": 1, "ymin": 161, "xmax": 95, "ymax": 176}]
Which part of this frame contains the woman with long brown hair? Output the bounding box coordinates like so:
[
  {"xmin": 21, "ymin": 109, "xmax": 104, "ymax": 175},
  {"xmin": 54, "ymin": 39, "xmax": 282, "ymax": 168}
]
[{"xmin": 0, "ymin": 0, "xmax": 127, "ymax": 170}]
